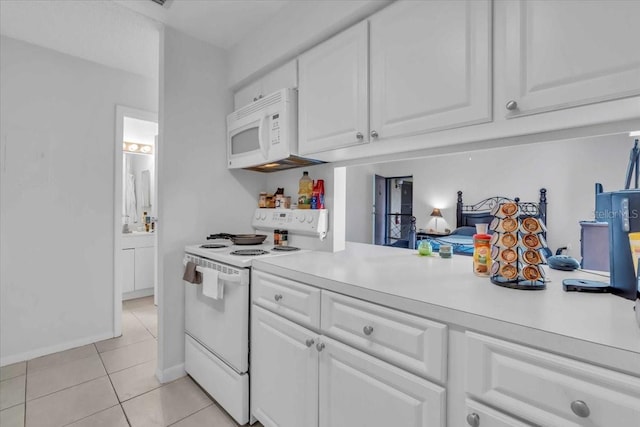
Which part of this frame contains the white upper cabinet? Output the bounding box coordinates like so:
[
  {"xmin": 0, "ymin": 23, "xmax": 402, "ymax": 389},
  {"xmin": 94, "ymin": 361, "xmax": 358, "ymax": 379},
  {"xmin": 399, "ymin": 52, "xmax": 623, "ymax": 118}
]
[
  {"xmin": 298, "ymin": 21, "xmax": 369, "ymax": 156},
  {"xmin": 233, "ymin": 60, "xmax": 298, "ymax": 109},
  {"xmin": 498, "ymin": 0, "xmax": 640, "ymax": 118},
  {"xmin": 369, "ymin": 0, "xmax": 492, "ymax": 140}
]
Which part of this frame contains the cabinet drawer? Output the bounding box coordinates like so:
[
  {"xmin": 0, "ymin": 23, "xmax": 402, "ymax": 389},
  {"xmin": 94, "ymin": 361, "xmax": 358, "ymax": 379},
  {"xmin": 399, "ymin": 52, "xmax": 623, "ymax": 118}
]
[
  {"xmin": 321, "ymin": 291, "xmax": 447, "ymax": 383},
  {"xmin": 465, "ymin": 399, "xmax": 533, "ymax": 427},
  {"xmin": 466, "ymin": 332, "xmax": 640, "ymax": 427},
  {"xmin": 252, "ymin": 270, "xmax": 321, "ymax": 329}
]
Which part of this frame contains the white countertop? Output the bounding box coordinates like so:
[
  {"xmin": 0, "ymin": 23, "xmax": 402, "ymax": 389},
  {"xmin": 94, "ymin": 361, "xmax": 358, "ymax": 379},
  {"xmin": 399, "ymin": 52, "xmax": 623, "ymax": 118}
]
[{"xmin": 253, "ymin": 242, "xmax": 640, "ymax": 374}]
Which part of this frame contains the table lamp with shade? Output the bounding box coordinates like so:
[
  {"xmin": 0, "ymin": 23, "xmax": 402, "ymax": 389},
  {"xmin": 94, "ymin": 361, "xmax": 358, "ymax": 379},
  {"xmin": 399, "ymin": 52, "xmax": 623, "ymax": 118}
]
[{"xmin": 430, "ymin": 208, "xmax": 443, "ymax": 232}]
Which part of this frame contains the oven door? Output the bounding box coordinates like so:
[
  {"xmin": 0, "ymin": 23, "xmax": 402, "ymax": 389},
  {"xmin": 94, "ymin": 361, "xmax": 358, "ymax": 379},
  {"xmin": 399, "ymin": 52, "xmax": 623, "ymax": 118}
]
[
  {"xmin": 227, "ymin": 112, "xmax": 271, "ymax": 169},
  {"xmin": 184, "ymin": 258, "xmax": 250, "ymax": 373}
]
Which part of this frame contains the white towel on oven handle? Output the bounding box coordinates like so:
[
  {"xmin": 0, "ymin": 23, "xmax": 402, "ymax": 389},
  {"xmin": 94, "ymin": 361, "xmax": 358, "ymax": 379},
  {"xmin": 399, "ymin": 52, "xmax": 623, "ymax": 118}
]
[{"xmin": 200, "ymin": 265, "xmax": 223, "ymax": 300}]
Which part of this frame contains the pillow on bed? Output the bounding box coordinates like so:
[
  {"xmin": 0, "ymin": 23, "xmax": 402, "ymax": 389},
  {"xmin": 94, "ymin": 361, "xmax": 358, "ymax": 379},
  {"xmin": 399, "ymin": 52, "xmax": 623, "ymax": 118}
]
[
  {"xmin": 450, "ymin": 226, "xmax": 476, "ymax": 236},
  {"xmin": 450, "ymin": 225, "xmax": 493, "ymax": 236}
]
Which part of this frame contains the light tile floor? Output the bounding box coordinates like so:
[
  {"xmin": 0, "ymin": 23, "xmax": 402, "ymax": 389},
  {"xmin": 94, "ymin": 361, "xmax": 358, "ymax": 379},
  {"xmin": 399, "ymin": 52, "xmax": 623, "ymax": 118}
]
[{"xmin": 0, "ymin": 296, "xmax": 254, "ymax": 427}]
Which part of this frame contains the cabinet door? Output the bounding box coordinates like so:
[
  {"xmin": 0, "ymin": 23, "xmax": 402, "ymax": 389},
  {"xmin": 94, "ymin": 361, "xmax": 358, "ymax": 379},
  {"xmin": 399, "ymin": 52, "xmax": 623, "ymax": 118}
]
[
  {"xmin": 251, "ymin": 305, "xmax": 318, "ymax": 427},
  {"xmin": 369, "ymin": 0, "xmax": 491, "ymax": 140},
  {"xmin": 234, "ymin": 81, "xmax": 262, "ymax": 109},
  {"xmin": 500, "ymin": 0, "xmax": 640, "ymax": 117},
  {"xmin": 233, "ymin": 80, "xmax": 262, "ymax": 110},
  {"xmin": 121, "ymin": 249, "xmax": 135, "ymax": 294},
  {"xmin": 134, "ymin": 246, "xmax": 154, "ymax": 290},
  {"xmin": 298, "ymin": 21, "xmax": 369, "ymax": 155},
  {"xmin": 319, "ymin": 336, "xmax": 445, "ymax": 427},
  {"xmin": 233, "ymin": 61, "xmax": 298, "ymax": 110},
  {"xmin": 261, "ymin": 60, "xmax": 298, "ymax": 98}
]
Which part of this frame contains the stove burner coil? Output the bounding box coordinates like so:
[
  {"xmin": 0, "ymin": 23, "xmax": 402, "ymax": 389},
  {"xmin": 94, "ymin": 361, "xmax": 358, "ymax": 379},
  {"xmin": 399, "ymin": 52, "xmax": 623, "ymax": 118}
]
[
  {"xmin": 200, "ymin": 244, "xmax": 228, "ymax": 249},
  {"xmin": 230, "ymin": 249, "xmax": 270, "ymax": 256},
  {"xmin": 271, "ymin": 246, "xmax": 301, "ymax": 252}
]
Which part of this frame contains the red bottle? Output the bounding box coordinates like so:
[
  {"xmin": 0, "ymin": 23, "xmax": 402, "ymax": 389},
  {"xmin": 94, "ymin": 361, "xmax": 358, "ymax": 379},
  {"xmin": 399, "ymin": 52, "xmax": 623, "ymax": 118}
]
[{"xmin": 311, "ymin": 179, "xmax": 325, "ymax": 209}]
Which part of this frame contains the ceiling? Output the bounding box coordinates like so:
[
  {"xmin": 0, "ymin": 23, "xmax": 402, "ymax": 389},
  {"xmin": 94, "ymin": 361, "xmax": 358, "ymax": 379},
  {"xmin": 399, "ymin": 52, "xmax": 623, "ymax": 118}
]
[
  {"xmin": 0, "ymin": 0, "xmax": 290, "ymax": 80},
  {"xmin": 115, "ymin": 0, "xmax": 290, "ymax": 50}
]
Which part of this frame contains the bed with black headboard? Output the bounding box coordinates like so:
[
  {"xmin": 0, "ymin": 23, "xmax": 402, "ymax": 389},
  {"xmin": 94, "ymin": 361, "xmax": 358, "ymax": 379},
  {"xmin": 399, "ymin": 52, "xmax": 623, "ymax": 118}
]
[{"xmin": 425, "ymin": 188, "xmax": 547, "ymax": 255}]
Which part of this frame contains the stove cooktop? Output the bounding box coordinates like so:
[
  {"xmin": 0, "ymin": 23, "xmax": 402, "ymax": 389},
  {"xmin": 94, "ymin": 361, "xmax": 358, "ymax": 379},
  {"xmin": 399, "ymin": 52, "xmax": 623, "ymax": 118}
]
[
  {"xmin": 185, "ymin": 240, "xmax": 307, "ymax": 269},
  {"xmin": 230, "ymin": 249, "xmax": 270, "ymax": 256}
]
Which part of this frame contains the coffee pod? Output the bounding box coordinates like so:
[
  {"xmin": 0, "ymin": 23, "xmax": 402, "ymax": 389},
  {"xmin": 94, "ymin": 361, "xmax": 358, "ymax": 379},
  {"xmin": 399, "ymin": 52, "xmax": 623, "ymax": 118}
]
[
  {"xmin": 523, "ymin": 248, "xmax": 547, "ymax": 265},
  {"xmin": 491, "ymin": 245, "xmax": 500, "ymax": 260},
  {"xmin": 520, "ymin": 233, "xmax": 547, "ymax": 250},
  {"xmin": 519, "ymin": 217, "xmax": 547, "ymax": 234},
  {"xmin": 500, "ymin": 232, "xmax": 518, "ymax": 248},
  {"xmin": 499, "ymin": 248, "xmax": 518, "ymax": 263},
  {"xmin": 521, "ymin": 264, "xmax": 544, "ymax": 281},
  {"xmin": 491, "ymin": 202, "xmax": 520, "ymax": 218},
  {"xmin": 490, "ymin": 217, "xmax": 519, "ymax": 233},
  {"xmin": 500, "ymin": 263, "xmax": 519, "ymax": 280},
  {"xmin": 491, "ymin": 261, "xmax": 500, "ymax": 276}
]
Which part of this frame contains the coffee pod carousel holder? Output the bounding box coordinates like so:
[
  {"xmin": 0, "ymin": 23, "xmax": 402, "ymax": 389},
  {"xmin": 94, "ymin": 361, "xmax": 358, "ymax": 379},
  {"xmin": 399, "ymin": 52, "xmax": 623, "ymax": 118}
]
[{"xmin": 489, "ymin": 202, "xmax": 548, "ymax": 290}]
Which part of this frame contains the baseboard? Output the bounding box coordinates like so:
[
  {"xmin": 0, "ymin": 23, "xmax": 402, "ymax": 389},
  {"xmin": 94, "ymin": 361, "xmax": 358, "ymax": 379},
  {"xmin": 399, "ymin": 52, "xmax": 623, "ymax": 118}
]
[
  {"xmin": 156, "ymin": 363, "xmax": 185, "ymax": 384},
  {"xmin": 123, "ymin": 288, "xmax": 154, "ymax": 301},
  {"xmin": 0, "ymin": 331, "xmax": 114, "ymax": 367}
]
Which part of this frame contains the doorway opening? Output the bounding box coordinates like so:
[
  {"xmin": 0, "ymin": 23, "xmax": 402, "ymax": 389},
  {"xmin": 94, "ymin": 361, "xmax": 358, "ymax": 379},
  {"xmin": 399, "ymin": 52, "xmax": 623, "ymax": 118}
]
[
  {"xmin": 373, "ymin": 175, "xmax": 414, "ymax": 248},
  {"xmin": 114, "ymin": 106, "xmax": 158, "ymax": 338}
]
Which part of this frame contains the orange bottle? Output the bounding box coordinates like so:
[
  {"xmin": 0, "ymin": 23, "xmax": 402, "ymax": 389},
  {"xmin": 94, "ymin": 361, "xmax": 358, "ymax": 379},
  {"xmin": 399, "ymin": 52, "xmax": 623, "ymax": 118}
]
[{"xmin": 473, "ymin": 226, "xmax": 492, "ymax": 276}]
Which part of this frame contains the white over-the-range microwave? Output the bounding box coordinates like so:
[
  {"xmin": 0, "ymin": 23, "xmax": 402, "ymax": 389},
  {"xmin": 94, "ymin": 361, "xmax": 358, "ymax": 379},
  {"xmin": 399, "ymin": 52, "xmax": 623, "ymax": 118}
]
[{"xmin": 226, "ymin": 88, "xmax": 323, "ymax": 172}]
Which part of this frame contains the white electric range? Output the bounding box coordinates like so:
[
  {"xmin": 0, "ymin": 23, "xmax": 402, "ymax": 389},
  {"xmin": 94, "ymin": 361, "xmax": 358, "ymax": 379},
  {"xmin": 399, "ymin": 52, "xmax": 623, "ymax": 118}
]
[{"xmin": 183, "ymin": 208, "xmax": 328, "ymax": 425}]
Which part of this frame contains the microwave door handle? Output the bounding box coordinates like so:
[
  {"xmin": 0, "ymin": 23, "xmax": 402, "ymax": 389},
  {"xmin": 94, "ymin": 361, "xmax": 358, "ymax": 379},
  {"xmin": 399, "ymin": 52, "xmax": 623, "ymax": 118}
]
[{"xmin": 258, "ymin": 114, "xmax": 269, "ymax": 159}]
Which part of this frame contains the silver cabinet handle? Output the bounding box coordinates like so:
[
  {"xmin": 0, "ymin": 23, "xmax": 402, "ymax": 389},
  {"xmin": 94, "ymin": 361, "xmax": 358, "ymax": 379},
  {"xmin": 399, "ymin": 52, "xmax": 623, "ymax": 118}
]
[
  {"xmin": 467, "ymin": 412, "xmax": 480, "ymax": 427},
  {"xmin": 274, "ymin": 294, "xmax": 283, "ymax": 302},
  {"xmin": 370, "ymin": 130, "xmax": 379, "ymax": 138},
  {"xmin": 570, "ymin": 400, "xmax": 590, "ymax": 418},
  {"xmin": 505, "ymin": 100, "xmax": 518, "ymax": 111},
  {"xmin": 363, "ymin": 325, "xmax": 374, "ymax": 336},
  {"xmin": 305, "ymin": 338, "xmax": 315, "ymax": 347},
  {"xmin": 356, "ymin": 132, "xmax": 364, "ymax": 140},
  {"xmin": 316, "ymin": 342, "xmax": 325, "ymax": 352},
  {"xmin": 466, "ymin": 413, "xmax": 480, "ymax": 427}
]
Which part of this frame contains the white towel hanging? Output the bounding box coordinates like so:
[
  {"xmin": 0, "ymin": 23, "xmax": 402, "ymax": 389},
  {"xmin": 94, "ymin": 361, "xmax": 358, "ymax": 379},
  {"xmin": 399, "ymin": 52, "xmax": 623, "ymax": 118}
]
[
  {"xmin": 141, "ymin": 169, "xmax": 151, "ymax": 208},
  {"xmin": 125, "ymin": 173, "xmax": 137, "ymax": 223},
  {"xmin": 201, "ymin": 266, "xmax": 224, "ymax": 300}
]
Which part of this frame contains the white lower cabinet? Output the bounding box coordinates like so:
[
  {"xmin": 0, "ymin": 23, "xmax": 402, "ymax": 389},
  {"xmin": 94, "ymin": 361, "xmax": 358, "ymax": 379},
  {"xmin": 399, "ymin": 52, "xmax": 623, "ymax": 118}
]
[
  {"xmin": 251, "ymin": 271, "xmax": 640, "ymax": 427},
  {"xmin": 121, "ymin": 248, "xmax": 135, "ymax": 294},
  {"xmin": 133, "ymin": 246, "xmax": 154, "ymax": 291},
  {"xmin": 319, "ymin": 335, "xmax": 445, "ymax": 427},
  {"xmin": 466, "ymin": 332, "xmax": 640, "ymax": 427},
  {"xmin": 251, "ymin": 305, "xmax": 318, "ymax": 427},
  {"xmin": 121, "ymin": 235, "xmax": 155, "ymax": 298},
  {"xmin": 250, "ymin": 274, "xmax": 446, "ymax": 427}
]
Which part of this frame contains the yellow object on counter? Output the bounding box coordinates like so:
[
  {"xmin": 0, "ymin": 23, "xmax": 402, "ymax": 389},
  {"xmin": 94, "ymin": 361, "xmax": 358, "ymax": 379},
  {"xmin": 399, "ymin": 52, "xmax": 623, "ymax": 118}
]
[{"xmin": 628, "ymin": 232, "xmax": 640, "ymax": 276}]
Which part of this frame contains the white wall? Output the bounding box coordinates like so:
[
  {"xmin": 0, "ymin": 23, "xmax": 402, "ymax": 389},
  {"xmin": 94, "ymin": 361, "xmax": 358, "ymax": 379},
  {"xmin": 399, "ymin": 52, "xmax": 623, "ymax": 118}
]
[
  {"xmin": 228, "ymin": 0, "xmax": 392, "ymax": 88},
  {"xmin": 346, "ymin": 133, "xmax": 631, "ymax": 256},
  {"xmin": 157, "ymin": 27, "xmax": 261, "ymax": 380},
  {"xmin": 0, "ymin": 36, "xmax": 157, "ymax": 365}
]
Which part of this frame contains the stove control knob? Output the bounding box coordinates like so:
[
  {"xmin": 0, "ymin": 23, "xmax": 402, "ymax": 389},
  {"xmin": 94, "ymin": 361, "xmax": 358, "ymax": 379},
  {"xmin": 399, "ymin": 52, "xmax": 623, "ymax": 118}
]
[
  {"xmin": 255, "ymin": 211, "xmax": 261, "ymax": 220},
  {"xmin": 260, "ymin": 212, "xmax": 267, "ymax": 220},
  {"xmin": 298, "ymin": 214, "xmax": 305, "ymax": 223},
  {"xmin": 306, "ymin": 214, "xmax": 314, "ymax": 223}
]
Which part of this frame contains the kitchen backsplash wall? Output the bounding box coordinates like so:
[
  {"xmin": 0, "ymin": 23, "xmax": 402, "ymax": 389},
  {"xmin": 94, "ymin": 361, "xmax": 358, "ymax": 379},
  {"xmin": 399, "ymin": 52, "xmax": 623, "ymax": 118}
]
[{"xmin": 345, "ymin": 133, "xmax": 630, "ymax": 257}]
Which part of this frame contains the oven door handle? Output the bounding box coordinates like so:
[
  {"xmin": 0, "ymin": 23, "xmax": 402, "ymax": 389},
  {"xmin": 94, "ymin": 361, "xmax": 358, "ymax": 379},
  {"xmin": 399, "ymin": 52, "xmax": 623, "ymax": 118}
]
[{"xmin": 183, "ymin": 259, "xmax": 242, "ymax": 284}]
